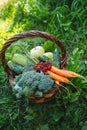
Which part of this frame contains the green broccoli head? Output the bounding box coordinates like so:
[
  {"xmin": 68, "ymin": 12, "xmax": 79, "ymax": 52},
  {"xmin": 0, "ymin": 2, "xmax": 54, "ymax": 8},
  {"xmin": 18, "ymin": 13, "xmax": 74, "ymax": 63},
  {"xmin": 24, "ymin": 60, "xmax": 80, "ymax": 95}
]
[
  {"xmin": 13, "ymin": 70, "xmax": 41, "ymax": 97},
  {"xmin": 38, "ymin": 73, "xmax": 54, "ymax": 92},
  {"xmin": 17, "ymin": 70, "xmax": 40, "ymax": 88},
  {"xmin": 13, "ymin": 69, "xmax": 55, "ymax": 98}
]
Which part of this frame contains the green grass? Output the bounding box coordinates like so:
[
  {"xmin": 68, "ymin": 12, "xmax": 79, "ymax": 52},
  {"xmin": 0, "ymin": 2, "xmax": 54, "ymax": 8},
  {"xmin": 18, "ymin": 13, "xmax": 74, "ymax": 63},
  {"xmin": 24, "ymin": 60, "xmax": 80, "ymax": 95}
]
[{"xmin": 0, "ymin": 0, "xmax": 87, "ymax": 130}]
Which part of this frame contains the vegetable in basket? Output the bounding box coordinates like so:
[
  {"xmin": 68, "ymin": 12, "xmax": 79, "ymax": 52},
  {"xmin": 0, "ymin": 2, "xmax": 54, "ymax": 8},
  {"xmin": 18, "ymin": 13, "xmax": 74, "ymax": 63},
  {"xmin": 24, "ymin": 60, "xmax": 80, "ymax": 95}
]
[
  {"xmin": 42, "ymin": 52, "xmax": 53, "ymax": 60},
  {"xmin": 34, "ymin": 61, "xmax": 82, "ymax": 85},
  {"xmin": 7, "ymin": 61, "xmax": 24, "ymax": 74},
  {"xmin": 30, "ymin": 46, "xmax": 45, "ymax": 58},
  {"xmin": 12, "ymin": 53, "xmax": 28, "ymax": 66},
  {"xmin": 9, "ymin": 45, "xmax": 85, "ymax": 99},
  {"xmin": 12, "ymin": 70, "xmax": 54, "ymax": 98},
  {"xmin": 39, "ymin": 49, "xmax": 60, "ymax": 67}
]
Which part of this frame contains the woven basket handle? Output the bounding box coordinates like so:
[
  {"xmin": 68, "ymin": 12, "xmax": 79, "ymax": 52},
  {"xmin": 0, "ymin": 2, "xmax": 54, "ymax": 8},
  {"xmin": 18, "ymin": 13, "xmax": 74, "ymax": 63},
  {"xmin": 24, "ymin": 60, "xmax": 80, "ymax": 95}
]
[{"xmin": 0, "ymin": 30, "xmax": 67, "ymax": 77}]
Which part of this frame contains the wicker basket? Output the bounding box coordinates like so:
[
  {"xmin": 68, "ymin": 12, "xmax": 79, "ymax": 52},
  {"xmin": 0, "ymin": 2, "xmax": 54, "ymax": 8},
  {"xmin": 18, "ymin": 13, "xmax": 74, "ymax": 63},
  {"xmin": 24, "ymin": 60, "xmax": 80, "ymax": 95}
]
[{"xmin": 0, "ymin": 30, "xmax": 67, "ymax": 103}]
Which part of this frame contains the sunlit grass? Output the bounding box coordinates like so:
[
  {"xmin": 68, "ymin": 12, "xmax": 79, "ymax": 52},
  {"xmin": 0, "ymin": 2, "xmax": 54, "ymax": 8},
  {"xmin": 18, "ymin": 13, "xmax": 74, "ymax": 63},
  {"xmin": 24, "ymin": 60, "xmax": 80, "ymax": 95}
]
[
  {"xmin": 0, "ymin": 18, "xmax": 24, "ymax": 48},
  {"xmin": 0, "ymin": 19, "xmax": 12, "ymax": 43}
]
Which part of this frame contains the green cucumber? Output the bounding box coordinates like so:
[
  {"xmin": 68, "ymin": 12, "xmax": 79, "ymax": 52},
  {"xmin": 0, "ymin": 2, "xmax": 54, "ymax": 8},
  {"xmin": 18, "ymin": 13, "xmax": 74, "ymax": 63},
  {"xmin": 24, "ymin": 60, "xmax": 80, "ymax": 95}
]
[{"xmin": 7, "ymin": 61, "xmax": 24, "ymax": 74}]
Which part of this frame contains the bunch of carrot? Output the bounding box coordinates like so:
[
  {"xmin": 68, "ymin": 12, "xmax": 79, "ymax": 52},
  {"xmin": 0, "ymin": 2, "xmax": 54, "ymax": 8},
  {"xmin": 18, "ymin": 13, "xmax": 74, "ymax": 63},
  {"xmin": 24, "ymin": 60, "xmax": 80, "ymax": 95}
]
[
  {"xmin": 34, "ymin": 61, "xmax": 81, "ymax": 86},
  {"xmin": 46, "ymin": 65, "xmax": 81, "ymax": 85}
]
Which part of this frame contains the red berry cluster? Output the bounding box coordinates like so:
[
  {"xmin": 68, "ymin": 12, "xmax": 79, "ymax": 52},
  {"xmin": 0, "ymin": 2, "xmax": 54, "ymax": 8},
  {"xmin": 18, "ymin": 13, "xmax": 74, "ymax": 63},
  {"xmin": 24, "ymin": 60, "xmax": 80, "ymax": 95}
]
[{"xmin": 34, "ymin": 61, "xmax": 52, "ymax": 72}]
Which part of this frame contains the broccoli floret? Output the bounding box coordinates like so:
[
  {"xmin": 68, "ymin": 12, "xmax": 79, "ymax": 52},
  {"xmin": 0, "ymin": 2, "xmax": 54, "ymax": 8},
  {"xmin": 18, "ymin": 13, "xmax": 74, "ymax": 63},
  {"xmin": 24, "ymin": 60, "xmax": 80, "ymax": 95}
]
[
  {"xmin": 13, "ymin": 84, "xmax": 22, "ymax": 93},
  {"xmin": 14, "ymin": 74, "xmax": 22, "ymax": 83},
  {"xmin": 35, "ymin": 91, "xmax": 43, "ymax": 97},
  {"xmin": 17, "ymin": 70, "xmax": 40, "ymax": 88},
  {"xmin": 12, "ymin": 84, "xmax": 23, "ymax": 98},
  {"xmin": 38, "ymin": 72, "xmax": 54, "ymax": 92},
  {"xmin": 23, "ymin": 87, "xmax": 34, "ymax": 96}
]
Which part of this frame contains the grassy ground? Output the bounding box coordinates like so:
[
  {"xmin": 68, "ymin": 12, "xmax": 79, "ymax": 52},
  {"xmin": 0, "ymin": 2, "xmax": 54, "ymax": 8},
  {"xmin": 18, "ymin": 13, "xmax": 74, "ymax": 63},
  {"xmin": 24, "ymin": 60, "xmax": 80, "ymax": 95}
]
[{"xmin": 0, "ymin": 0, "xmax": 87, "ymax": 130}]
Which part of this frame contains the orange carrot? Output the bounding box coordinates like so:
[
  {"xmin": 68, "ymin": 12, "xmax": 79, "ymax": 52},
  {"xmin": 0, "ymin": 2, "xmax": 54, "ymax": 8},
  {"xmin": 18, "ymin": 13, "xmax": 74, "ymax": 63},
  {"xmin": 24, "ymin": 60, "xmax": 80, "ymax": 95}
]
[
  {"xmin": 55, "ymin": 80, "xmax": 60, "ymax": 85},
  {"xmin": 55, "ymin": 80, "xmax": 66, "ymax": 89},
  {"xmin": 47, "ymin": 70, "xmax": 70, "ymax": 83},
  {"xmin": 50, "ymin": 66, "xmax": 80, "ymax": 77},
  {"xmin": 59, "ymin": 69, "xmax": 81, "ymax": 77}
]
